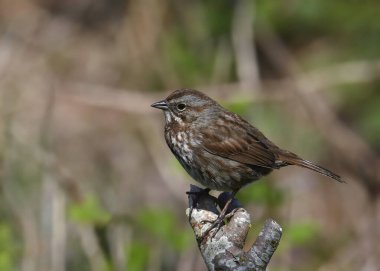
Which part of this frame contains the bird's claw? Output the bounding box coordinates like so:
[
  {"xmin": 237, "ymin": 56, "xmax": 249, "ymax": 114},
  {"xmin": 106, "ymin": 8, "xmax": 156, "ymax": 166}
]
[
  {"xmin": 200, "ymin": 208, "xmax": 241, "ymax": 243},
  {"xmin": 199, "ymin": 215, "xmax": 225, "ymax": 243}
]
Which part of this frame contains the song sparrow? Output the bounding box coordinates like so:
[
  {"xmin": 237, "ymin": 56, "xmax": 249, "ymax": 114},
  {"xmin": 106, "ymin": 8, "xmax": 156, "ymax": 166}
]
[
  {"xmin": 152, "ymin": 89, "xmax": 342, "ymax": 236},
  {"xmin": 152, "ymin": 88, "xmax": 341, "ymax": 192}
]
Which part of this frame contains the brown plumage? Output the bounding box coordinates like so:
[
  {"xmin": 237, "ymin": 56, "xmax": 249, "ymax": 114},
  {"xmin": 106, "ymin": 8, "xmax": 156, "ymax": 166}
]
[{"xmin": 152, "ymin": 89, "xmax": 342, "ymax": 193}]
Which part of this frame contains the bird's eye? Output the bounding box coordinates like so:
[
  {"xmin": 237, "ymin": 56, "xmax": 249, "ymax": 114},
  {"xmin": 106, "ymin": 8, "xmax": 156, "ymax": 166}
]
[{"xmin": 177, "ymin": 103, "xmax": 186, "ymax": 111}]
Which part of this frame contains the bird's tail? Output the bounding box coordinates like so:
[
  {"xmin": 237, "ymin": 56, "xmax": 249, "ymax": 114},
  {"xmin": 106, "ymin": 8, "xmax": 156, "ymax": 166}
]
[{"xmin": 278, "ymin": 151, "xmax": 344, "ymax": 183}]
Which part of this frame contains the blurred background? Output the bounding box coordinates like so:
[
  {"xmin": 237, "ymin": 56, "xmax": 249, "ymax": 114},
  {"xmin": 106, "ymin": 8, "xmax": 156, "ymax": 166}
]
[{"xmin": 0, "ymin": 0, "xmax": 379, "ymax": 270}]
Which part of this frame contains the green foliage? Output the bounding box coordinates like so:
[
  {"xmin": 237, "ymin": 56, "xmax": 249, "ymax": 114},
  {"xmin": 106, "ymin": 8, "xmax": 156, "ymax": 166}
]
[
  {"xmin": 359, "ymin": 96, "xmax": 380, "ymax": 147},
  {"xmin": 0, "ymin": 223, "xmax": 17, "ymax": 271},
  {"xmin": 257, "ymin": 0, "xmax": 380, "ymax": 62},
  {"xmin": 69, "ymin": 194, "xmax": 111, "ymax": 225},
  {"xmin": 223, "ymin": 98, "xmax": 252, "ymax": 116},
  {"xmin": 161, "ymin": 27, "xmax": 214, "ymax": 86},
  {"xmin": 237, "ymin": 180, "xmax": 284, "ymax": 207},
  {"xmin": 336, "ymin": 83, "xmax": 380, "ymax": 150},
  {"xmin": 246, "ymin": 102, "xmax": 291, "ymax": 141},
  {"xmin": 3, "ymin": 148, "xmax": 43, "ymax": 207},
  {"xmin": 247, "ymin": 101, "xmax": 328, "ymax": 159},
  {"xmin": 136, "ymin": 208, "xmax": 192, "ymax": 251},
  {"xmin": 275, "ymin": 222, "xmax": 322, "ymax": 270},
  {"xmin": 125, "ymin": 241, "xmax": 150, "ymax": 271},
  {"xmin": 203, "ymin": 0, "xmax": 234, "ymax": 37},
  {"xmin": 286, "ymin": 222, "xmax": 319, "ymax": 246},
  {"xmin": 125, "ymin": 209, "xmax": 193, "ymax": 271}
]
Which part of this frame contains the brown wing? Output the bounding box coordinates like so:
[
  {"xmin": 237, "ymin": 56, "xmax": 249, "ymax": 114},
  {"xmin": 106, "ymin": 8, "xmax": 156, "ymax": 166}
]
[
  {"xmin": 199, "ymin": 113, "xmax": 343, "ymax": 182},
  {"xmin": 200, "ymin": 115, "xmax": 279, "ymax": 169}
]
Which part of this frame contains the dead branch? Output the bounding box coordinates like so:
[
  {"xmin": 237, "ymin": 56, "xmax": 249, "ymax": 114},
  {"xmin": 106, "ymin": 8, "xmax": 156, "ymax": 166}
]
[{"xmin": 187, "ymin": 185, "xmax": 282, "ymax": 271}]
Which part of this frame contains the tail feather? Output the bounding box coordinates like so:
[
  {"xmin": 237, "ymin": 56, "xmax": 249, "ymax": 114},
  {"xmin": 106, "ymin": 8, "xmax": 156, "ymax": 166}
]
[{"xmin": 278, "ymin": 152, "xmax": 344, "ymax": 183}]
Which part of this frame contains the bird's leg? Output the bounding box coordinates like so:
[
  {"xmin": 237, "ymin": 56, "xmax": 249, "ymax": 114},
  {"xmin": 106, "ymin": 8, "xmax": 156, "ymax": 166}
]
[
  {"xmin": 201, "ymin": 190, "xmax": 238, "ymax": 241},
  {"xmin": 186, "ymin": 187, "xmax": 211, "ymax": 213},
  {"xmin": 186, "ymin": 187, "xmax": 217, "ymax": 225}
]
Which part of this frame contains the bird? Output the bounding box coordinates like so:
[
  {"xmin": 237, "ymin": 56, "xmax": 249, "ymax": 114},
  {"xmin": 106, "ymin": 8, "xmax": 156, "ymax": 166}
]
[{"xmin": 151, "ymin": 89, "xmax": 342, "ymax": 229}]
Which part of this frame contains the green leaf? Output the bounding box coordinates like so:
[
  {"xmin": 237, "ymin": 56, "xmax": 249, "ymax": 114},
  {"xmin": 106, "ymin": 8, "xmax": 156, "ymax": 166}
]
[
  {"xmin": 125, "ymin": 241, "xmax": 149, "ymax": 271},
  {"xmin": 237, "ymin": 180, "xmax": 284, "ymax": 207},
  {"xmin": 223, "ymin": 98, "xmax": 252, "ymax": 116},
  {"xmin": 136, "ymin": 209, "xmax": 192, "ymax": 251},
  {"xmin": 0, "ymin": 223, "xmax": 17, "ymax": 271},
  {"xmin": 358, "ymin": 95, "xmax": 380, "ymax": 147},
  {"xmin": 69, "ymin": 194, "xmax": 111, "ymax": 225},
  {"xmin": 287, "ymin": 222, "xmax": 319, "ymax": 245}
]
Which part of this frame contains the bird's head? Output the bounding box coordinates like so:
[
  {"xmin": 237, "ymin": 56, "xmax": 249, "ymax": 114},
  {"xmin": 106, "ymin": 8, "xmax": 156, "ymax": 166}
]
[{"xmin": 151, "ymin": 89, "xmax": 218, "ymax": 125}]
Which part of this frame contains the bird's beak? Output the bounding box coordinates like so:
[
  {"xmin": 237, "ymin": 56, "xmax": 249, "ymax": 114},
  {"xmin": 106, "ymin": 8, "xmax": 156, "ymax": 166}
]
[{"xmin": 151, "ymin": 100, "xmax": 168, "ymax": 110}]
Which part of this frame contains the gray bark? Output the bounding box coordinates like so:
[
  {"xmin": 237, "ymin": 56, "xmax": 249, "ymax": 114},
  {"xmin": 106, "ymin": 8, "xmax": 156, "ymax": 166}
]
[{"xmin": 187, "ymin": 185, "xmax": 282, "ymax": 271}]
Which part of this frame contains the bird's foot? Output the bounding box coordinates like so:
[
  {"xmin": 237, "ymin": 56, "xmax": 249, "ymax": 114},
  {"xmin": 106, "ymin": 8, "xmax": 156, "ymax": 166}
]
[
  {"xmin": 199, "ymin": 192, "xmax": 241, "ymax": 242},
  {"xmin": 200, "ymin": 212, "xmax": 227, "ymax": 242},
  {"xmin": 186, "ymin": 186, "xmax": 218, "ymax": 228}
]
